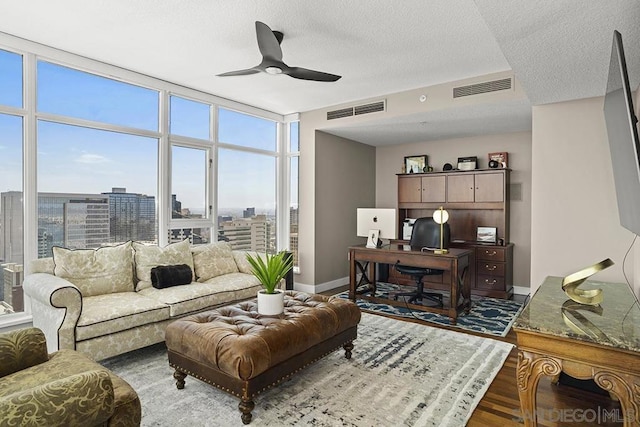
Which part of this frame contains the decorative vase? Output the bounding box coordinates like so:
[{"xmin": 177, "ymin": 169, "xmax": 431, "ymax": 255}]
[{"xmin": 257, "ymin": 289, "xmax": 285, "ymax": 315}]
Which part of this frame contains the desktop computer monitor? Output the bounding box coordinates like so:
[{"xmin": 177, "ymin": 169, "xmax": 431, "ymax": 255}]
[{"xmin": 356, "ymin": 208, "xmax": 397, "ymax": 248}]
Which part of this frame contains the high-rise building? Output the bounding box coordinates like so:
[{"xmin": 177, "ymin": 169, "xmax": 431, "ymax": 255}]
[
  {"xmin": 218, "ymin": 215, "xmax": 271, "ymax": 251},
  {"xmin": 0, "ymin": 191, "xmax": 23, "ymax": 266},
  {"xmin": 102, "ymin": 188, "xmax": 156, "ymax": 243},
  {"xmin": 171, "ymin": 194, "xmax": 182, "ymax": 218},
  {"xmin": 243, "ymin": 207, "xmax": 255, "ymax": 218},
  {"xmin": 38, "ymin": 193, "xmax": 110, "ymax": 257},
  {"xmin": 289, "ymin": 207, "xmax": 299, "ymax": 267},
  {"xmin": 2, "ymin": 263, "xmax": 23, "ymax": 312}
]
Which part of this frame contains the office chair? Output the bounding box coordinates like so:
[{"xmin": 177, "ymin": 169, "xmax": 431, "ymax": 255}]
[{"xmin": 394, "ymin": 217, "xmax": 450, "ymax": 307}]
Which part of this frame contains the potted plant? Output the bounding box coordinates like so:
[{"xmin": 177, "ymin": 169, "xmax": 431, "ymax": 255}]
[{"xmin": 246, "ymin": 250, "xmax": 293, "ymax": 315}]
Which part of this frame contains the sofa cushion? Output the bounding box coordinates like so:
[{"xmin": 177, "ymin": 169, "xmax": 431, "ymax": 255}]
[
  {"xmin": 52, "ymin": 242, "xmax": 134, "ymax": 297},
  {"xmin": 76, "ymin": 292, "xmax": 170, "ymax": 341},
  {"xmin": 192, "ymin": 242, "xmax": 238, "ymax": 282},
  {"xmin": 138, "ymin": 272, "xmax": 260, "ymax": 317},
  {"xmin": 133, "ymin": 240, "xmax": 194, "ymax": 291},
  {"xmin": 151, "ymin": 264, "xmax": 193, "ymax": 289},
  {"xmin": 233, "ymin": 250, "xmax": 262, "ymax": 275}
]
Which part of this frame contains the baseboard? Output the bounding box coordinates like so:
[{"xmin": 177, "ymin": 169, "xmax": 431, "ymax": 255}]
[
  {"xmin": 293, "ymin": 276, "xmax": 348, "ymax": 295},
  {"xmin": 513, "ymin": 285, "xmax": 530, "ymax": 297}
]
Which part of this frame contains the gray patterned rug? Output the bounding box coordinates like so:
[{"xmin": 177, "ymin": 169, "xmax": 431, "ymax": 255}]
[{"xmin": 102, "ymin": 313, "xmax": 513, "ymax": 426}]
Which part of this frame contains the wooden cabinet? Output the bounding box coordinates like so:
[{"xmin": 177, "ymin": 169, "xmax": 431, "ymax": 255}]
[
  {"xmin": 396, "ymin": 169, "xmax": 513, "ymax": 299},
  {"xmin": 446, "ymin": 172, "xmax": 504, "ymax": 203},
  {"xmin": 473, "ymin": 243, "xmax": 513, "ymax": 298},
  {"xmin": 398, "ymin": 175, "xmax": 446, "ymax": 203}
]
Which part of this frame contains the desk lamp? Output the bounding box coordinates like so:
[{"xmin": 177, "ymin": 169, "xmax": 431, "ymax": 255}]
[{"xmin": 432, "ymin": 206, "xmax": 449, "ymax": 254}]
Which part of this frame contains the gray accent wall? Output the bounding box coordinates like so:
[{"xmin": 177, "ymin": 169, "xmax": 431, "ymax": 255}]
[{"xmin": 314, "ymin": 131, "xmax": 376, "ymax": 285}]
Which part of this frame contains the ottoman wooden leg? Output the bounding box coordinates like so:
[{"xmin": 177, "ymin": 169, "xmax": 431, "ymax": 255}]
[
  {"xmin": 344, "ymin": 341, "xmax": 354, "ymax": 359},
  {"xmin": 239, "ymin": 397, "xmax": 255, "ymax": 425},
  {"xmin": 173, "ymin": 369, "xmax": 186, "ymax": 389}
]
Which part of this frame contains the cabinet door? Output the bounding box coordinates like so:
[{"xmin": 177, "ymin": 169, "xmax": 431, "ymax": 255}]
[
  {"xmin": 446, "ymin": 174, "xmax": 474, "ymax": 202},
  {"xmin": 475, "ymin": 173, "xmax": 504, "ymax": 202},
  {"xmin": 398, "ymin": 176, "xmax": 422, "ymax": 203},
  {"xmin": 421, "ymin": 175, "xmax": 446, "ymax": 202}
]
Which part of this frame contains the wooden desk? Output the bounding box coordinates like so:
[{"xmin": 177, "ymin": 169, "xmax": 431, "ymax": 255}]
[
  {"xmin": 348, "ymin": 244, "xmax": 471, "ymax": 324},
  {"xmin": 514, "ymin": 276, "xmax": 640, "ymax": 426}
]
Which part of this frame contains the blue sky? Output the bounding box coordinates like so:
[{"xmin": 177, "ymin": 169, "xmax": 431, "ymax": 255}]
[{"xmin": 0, "ymin": 52, "xmax": 299, "ymax": 213}]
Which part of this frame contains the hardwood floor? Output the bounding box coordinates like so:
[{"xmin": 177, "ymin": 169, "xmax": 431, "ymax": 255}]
[{"xmin": 322, "ymin": 286, "xmax": 624, "ymax": 426}]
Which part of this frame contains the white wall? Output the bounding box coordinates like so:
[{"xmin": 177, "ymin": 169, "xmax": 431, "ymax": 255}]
[
  {"xmin": 376, "ymin": 131, "xmax": 532, "ymax": 290},
  {"xmin": 531, "ymin": 96, "xmax": 636, "ymax": 295}
]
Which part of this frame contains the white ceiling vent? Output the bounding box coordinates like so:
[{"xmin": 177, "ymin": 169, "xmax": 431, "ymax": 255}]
[
  {"xmin": 453, "ymin": 77, "xmax": 512, "ymax": 98},
  {"xmin": 327, "ymin": 100, "xmax": 386, "ymax": 120}
]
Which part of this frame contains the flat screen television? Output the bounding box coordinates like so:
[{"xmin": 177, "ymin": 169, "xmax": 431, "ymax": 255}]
[{"xmin": 604, "ymin": 30, "xmax": 640, "ymax": 235}]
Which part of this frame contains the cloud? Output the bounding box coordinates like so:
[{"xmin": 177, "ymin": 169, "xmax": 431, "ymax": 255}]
[{"xmin": 75, "ymin": 153, "xmax": 109, "ymax": 164}]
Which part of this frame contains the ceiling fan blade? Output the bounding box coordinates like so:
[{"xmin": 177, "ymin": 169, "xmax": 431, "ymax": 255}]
[
  {"xmin": 216, "ymin": 68, "xmax": 260, "ymax": 77},
  {"xmin": 285, "ymin": 67, "xmax": 342, "ymax": 82},
  {"xmin": 255, "ymin": 21, "xmax": 283, "ymax": 61}
]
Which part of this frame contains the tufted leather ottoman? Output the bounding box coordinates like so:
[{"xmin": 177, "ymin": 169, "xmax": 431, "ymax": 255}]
[{"xmin": 165, "ymin": 291, "xmax": 361, "ymax": 424}]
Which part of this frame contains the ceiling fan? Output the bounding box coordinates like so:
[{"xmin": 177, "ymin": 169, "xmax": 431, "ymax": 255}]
[{"xmin": 217, "ymin": 21, "xmax": 341, "ymax": 82}]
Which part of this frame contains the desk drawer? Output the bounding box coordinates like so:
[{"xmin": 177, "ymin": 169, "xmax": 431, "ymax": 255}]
[
  {"xmin": 476, "ymin": 247, "xmax": 506, "ymax": 262},
  {"xmin": 476, "ymin": 261, "xmax": 505, "ymax": 276},
  {"xmin": 477, "ymin": 275, "xmax": 505, "ymax": 290}
]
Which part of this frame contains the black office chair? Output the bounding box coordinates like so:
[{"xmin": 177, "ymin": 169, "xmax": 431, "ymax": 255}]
[{"xmin": 394, "ymin": 217, "xmax": 450, "ymax": 307}]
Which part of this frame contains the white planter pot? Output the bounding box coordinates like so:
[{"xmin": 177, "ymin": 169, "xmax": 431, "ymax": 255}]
[{"xmin": 257, "ymin": 289, "xmax": 285, "ymax": 315}]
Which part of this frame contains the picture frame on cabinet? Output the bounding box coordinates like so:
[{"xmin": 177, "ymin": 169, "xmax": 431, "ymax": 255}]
[
  {"xmin": 477, "ymin": 226, "xmax": 497, "ymax": 244},
  {"xmin": 404, "ymin": 155, "xmax": 428, "ymax": 174},
  {"xmin": 488, "ymin": 152, "xmax": 508, "ymax": 168}
]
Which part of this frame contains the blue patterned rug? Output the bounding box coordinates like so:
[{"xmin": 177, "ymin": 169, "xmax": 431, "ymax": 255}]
[{"xmin": 336, "ymin": 282, "xmax": 523, "ymax": 337}]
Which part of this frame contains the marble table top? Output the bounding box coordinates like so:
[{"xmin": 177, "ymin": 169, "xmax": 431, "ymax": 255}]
[{"xmin": 514, "ymin": 276, "xmax": 640, "ymax": 353}]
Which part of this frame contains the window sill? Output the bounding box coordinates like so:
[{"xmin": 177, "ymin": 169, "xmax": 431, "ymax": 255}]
[{"xmin": 0, "ymin": 313, "xmax": 32, "ymax": 332}]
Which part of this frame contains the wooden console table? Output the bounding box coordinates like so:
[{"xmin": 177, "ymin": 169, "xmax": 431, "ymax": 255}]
[
  {"xmin": 348, "ymin": 244, "xmax": 471, "ymax": 324},
  {"xmin": 514, "ymin": 276, "xmax": 640, "ymax": 426}
]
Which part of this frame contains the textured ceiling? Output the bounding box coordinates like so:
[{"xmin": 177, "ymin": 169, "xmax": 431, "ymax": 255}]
[{"xmin": 0, "ymin": 1, "xmax": 638, "ymax": 146}]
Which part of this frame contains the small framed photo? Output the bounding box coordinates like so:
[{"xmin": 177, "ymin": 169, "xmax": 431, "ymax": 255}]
[
  {"xmin": 404, "ymin": 155, "xmax": 428, "ymax": 174},
  {"xmin": 488, "ymin": 152, "xmax": 508, "ymax": 168},
  {"xmin": 477, "ymin": 226, "xmax": 497, "ymax": 244}
]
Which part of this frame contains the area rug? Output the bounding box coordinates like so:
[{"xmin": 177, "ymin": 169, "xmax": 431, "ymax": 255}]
[
  {"xmin": 102, "ymin": 313, "xmax": 513, "ymax": 426},
  {"xmin": 336, "ymin": 282, "xmax": 524, "ymax": 337}
]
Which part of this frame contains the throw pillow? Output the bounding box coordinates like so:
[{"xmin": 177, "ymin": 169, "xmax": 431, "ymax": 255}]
[
  {"xmin": 52, "ymin": 241, "xmax": 134, "ymax": 297},
  {"xmin": 233, "ymin": 250, "xmax": 263, "ymax": 275},
  {"xmin": 191, "ymin": 242, "xmax": 238, "ymax": 282},
  {"xmin": 132, "ymin": 239, "xmax": 195, "ymax": 291},
  {"xmin": 150, "ymin": 264, "xmax": 193, "ymax": 289}
]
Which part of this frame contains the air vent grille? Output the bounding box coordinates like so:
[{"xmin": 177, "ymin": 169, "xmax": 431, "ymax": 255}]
[
  {"xmin": 327, "ymin": 100, "xmax": 386, "ymax": 120},
  {"xmin": 354, "ymin": 101, "xmax": 385, "ymax": 115},
  {"xmin": 327, "ymin": 107, "xmax": 354, "ymax": 120},
  {"xmin": 453, "ymin": 78, "xmax": 512, "ymax": 98}
]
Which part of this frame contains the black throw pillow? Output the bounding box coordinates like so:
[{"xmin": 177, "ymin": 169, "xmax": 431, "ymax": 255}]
[{"xmin": 150, "ymin": 264, "xmax": 193, "ymax": 289}]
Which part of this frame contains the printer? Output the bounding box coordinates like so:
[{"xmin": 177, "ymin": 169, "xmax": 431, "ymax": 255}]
[{"xmin": 403, "ymin": 218, "xmax": 416, "ymax": 240}]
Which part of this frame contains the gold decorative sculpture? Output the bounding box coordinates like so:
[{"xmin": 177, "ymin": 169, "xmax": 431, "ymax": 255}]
[{"xmin": 561, "ymin": 258, "xmax": 614, "ymax": 305}]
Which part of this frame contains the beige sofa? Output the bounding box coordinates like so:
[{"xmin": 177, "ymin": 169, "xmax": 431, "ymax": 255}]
[{"xmin": 23, "ymin": 240, "xmax": 273, "ymax": 361}]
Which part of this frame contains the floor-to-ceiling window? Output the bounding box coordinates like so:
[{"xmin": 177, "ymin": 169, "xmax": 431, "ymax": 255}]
[
  {"xmin": 0, "ymin": 34, "xmax": 292, "ymax": 324},
  {"xmin": 36, "ymin": 61, "xmax": 160, "ymax": 254},
  {"xmin": 0, "ymin": 48, "xmax": 24, "ymax": 316},
  {"xmin": 217, "ymin": 108, "xmax": 278, "ymax": 252},
  {"xmin": 289, "ymin": 121, "xmax": 300, "ymax": 270},
  {"xmin": 169, "ymin": 95, "xmax": 212, "ymax": 243}
]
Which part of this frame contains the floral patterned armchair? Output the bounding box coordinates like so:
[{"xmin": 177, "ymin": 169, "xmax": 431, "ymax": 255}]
[{"xmin": 0, "ymin": 327, "xmax": 141, "ymax": 427}]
